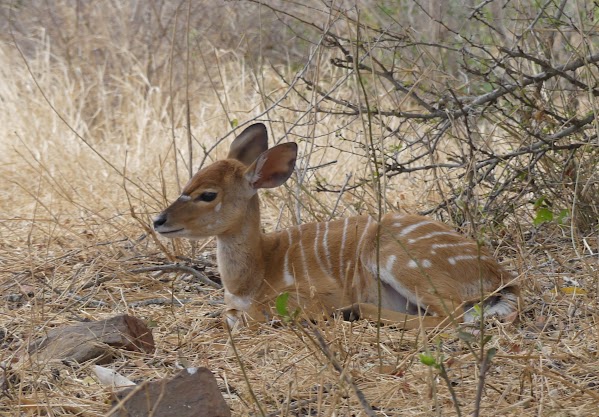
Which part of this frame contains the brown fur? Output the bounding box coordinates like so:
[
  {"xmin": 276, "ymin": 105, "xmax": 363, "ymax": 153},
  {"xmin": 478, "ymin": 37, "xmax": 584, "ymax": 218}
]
[{"xmin": 154, "ymin": 124, "xmax": 520, "ymax": 329}]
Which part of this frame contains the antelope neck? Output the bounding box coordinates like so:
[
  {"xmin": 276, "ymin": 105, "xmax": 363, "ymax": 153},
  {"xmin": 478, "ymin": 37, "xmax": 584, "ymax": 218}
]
[{"xmin": 215, "ymin": 195, "xmax": 265, "ymax": 296}]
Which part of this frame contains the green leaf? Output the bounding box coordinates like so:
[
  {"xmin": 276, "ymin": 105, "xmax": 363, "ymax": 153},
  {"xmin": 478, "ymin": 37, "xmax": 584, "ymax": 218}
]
[
  {"xmin": 419, "ymin": 353, "xmax": 437, "ymax": 367},
  {"xmin": 534, "ymin": 207, "xmax": 553, "ymax": 226},
  {"xmin": 230, "ymin": 119, "xmax": 239, "ymax": 129},
  {"xmin": 557, "ymin": 209, "xmax": 569, "ymax": 224},
  {"xmin": 473, "ymin": 303, "xmax": 483, "ymax": 316},
  {"xmin": 533, "ymin": 196, "xmax": 546, "ymax": 209},
  {"xmin": 275, "ymin": 292, "xmax": 290, "ymax": 317}
]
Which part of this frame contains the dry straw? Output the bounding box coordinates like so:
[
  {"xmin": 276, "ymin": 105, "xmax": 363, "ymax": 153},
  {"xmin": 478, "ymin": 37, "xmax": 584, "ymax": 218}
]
[{"xmin": 1, "ymin": 1, "xmax": 597, "ymax": 416}]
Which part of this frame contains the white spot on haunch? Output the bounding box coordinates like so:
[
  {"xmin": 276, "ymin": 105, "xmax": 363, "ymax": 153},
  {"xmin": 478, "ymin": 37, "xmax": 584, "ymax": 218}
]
[{"xmin": 407, "ymin": 258, "xmax": 432, "ymax": 269}]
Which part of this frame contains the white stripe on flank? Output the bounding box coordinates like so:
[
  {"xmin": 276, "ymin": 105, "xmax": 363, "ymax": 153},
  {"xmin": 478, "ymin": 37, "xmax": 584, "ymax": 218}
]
[
  {"xmin": 398, "ymin": 220, "xmax": 432, "ymax": 237},
  {"xmin": 357, "ymin": 217, "xmax": 373, "ymax": 252},
  {"xmin": 374, "ymin": 258, "xmax": 423, "ymax": 309},
  {"xmin": 340, "ymin": 217, "xmax": 349, "ymax": 280},
  {"xmin": 408, "ymin": 231, "xmax": 459, "ymax": 244},
  {"xmin": 373, "ymin": 255, "xmax": 397, "ymax": 276},
  {"xmin": 298, "ymin": 226, "xmax": 309, "ymax": 278},
  {"xmin": 447, "ymin": 255, "xmax": 490, "ymax": 265},
  {"xmin": 283, "ymin": 229, "xmax": 294, "ymax": 286},
  {"xmin": 323, "ymin": 222, "xmax": 333, "ymax": 273},
  {"xmin": 314, "ymin": 223, "xmax": 329, "ymax": 276}
]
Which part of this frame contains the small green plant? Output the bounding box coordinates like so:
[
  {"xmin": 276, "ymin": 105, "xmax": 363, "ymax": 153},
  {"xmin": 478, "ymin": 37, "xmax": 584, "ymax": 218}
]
[
  {"xmin": 418, "ymin": 352, "xmax": 439, "ymax": 367},
  {"xmin": 533, "ymin": 196, "xmax": 570, "ymax": 226},
  {"xmin": 419, "ymin": 348, "xmax": 462, "ymax": 417},
  {"xmin": 275, "ymin": 292, "xmax": 301, "ymax": 322},
  {"xmin": 458, "ymin": 329, "xmax": 498, "ymax": 417},
  {"xmin": 420, "ymin": 328, "xmax": 499, "ymax": 417}
]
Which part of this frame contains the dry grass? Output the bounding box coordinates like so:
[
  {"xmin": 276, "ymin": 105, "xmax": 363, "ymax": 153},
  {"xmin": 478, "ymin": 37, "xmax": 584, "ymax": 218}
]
[{"xmin": 1, "ymin": 2, "xmax": 598, "ymax": 416}]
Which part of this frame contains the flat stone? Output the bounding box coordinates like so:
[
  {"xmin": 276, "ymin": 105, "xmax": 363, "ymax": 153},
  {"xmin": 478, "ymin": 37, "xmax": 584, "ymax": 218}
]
[
  {"xmin": 28, "ymin": 314, "xmax": 155, "ymax": 363},
  {"xmin": 111, "ymin": 367, "xmax": 231, "ymax": 417}
]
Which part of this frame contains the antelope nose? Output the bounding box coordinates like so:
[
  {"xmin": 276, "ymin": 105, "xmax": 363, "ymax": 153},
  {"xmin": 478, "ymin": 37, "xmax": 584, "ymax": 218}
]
[{"xmin": 153, "ymin": 213, "xmax": 167, "ymax": 229}]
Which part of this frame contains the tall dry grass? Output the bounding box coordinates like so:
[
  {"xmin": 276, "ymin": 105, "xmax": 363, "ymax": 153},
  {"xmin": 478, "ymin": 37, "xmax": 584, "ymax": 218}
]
[{"xmin": 1, "ymin": 1, "xmax": 598, "ymax": 416}]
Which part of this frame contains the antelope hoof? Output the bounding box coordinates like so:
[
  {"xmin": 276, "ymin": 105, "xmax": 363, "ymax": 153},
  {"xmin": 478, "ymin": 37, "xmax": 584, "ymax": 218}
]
[{"xmin": 337, "ymin": 304, "xmax": 362, "ymax": 321}]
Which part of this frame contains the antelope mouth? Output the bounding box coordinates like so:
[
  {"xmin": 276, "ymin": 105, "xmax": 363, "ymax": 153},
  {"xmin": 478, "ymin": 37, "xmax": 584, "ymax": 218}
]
[{"xmin": 156, "ymin": 228, "xmax": 184, "ymax": 235}]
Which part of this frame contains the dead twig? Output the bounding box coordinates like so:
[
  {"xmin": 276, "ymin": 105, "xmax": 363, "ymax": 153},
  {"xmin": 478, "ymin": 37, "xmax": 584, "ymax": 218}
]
[{"xmin": 130, "ymin": 264, "xmax": 222, "ymax": 289}]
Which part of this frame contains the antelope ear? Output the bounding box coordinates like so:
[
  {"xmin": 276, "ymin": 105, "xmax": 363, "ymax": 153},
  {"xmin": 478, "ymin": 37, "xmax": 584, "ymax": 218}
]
[
  {"xmin": 227, "ymin": 123, "xmax": 269, "ymax": 166},
  {"xmin": 244, "ymin": 143, "xmax": 298, "ymax": 189}
]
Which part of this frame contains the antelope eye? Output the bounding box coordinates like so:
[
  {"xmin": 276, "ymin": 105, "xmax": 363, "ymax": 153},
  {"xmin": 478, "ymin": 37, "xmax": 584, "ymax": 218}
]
[{"xmin": 196, "ymin": 192, "xmax": 217, "ymax": 202}]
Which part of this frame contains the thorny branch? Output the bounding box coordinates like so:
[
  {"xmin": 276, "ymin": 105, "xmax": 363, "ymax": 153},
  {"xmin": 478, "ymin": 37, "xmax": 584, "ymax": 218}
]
[
  {"xmin": 130, "ymin": 264, "xmax": 222, "ymax": 289},
  {"xmin": 268, "ymin": 1, "xmax": 598, "ymax": 232}
]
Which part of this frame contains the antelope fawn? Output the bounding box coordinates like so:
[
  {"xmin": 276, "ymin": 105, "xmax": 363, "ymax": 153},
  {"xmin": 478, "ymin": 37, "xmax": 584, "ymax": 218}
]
[{"xmin": 154, "ymin": 123, "xmax": 519, "ymax": 329}]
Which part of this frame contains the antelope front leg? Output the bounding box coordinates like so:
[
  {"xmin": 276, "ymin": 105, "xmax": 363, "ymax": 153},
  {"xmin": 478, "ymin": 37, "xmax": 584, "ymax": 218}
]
[{"xmin": 223, "ymin": 303, "xmax": 270, "ymax": 330}]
